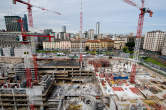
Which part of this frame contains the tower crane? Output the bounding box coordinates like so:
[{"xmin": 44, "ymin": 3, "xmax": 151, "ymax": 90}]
[
  {"xmin": 13, "ymin": 1, "xmax": 61, "ymax": 110},
  {"xmin": 12, "ymin": 0, "xmax": 61, "ymax": 87},
  {"xmin": 79, "ymin": 0, "xmax": 83, "ymax": 68},
  {"xmin": 122, "ymin": 0, "xmax": 153, "ymax": 83}
]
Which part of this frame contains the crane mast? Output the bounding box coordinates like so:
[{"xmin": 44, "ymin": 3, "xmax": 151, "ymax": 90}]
[
  {"xmin": 13, "ymin": 0, "xmax": 61, "ymax": 86},
  {"xmin": 123, "ymin": 0, "xmax": 153, "ymax": 83},
  {"xmin": 80, "ymin": 0, "xmax": 83, "ymax": 67}
]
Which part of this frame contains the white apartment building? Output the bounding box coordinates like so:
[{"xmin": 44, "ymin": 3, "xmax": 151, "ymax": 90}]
[
  {"xmin": 162, "ymin": 38, "xmax": 166, "ymax": 56},
  {"xmin": 43, "ymin": 40, "xmax": 71, "ymax": 51},
  {"xmin": 88, "ymin": 29, "xmax": 95, "ymax": 40},
  {"xmin": 143, "ymin": 31, "xmax": 166, "ymax": 52}
]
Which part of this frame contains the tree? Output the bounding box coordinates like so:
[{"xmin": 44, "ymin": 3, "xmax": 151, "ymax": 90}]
[
  {"xmin": 126, "ymin": 41, "xmax": 135, "ymax": 51},
  {"xmin": 85, "ymin": 46, "xmax": 89, "ymax": 51},
  {"xmin": 123, "ymin": 46, "xmax": 128, "ymax": 53}
]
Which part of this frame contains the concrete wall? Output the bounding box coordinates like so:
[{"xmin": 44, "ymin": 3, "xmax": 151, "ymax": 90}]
[{"xmin": 0, "ymin": 57, "xmax": 23, "ymax": 64}]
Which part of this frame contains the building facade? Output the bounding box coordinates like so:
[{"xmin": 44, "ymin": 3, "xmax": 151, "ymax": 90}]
[
  {"xmin": 71, "ymin": 40, "xmax": 86, "ymax": 51},
  {"xmin": 114, "ymin": 40, "xmax": 126, "ymax": 50},
  {"xmin": 162, "ymin": 38, "xmax": 166, "ymax": 56},
  {"xmin": 88, "ymin": 29, "xmax": 95, "ymax": 40},
  {"xmin": 96, "ymin": 22, "xmax": 100, "ymax": 35},
  {"xmin": 22, "ymin": 14, "xmax": 28, "ymax": 32},
  {"xmin": 62, "ymin": 25, "xmax": 66, "ymax": 33},
  {"xmin": 143, "ymin": 31, "xmax": 166, "ymax": 52},
  {"xmin": 100, "ymin": 39, "xmax": 114, "ymax": 50},
  {"xmin": 86, "ymin": 40, "xmax": 101, "ymax": 50},
  {"xmin": 5, "ymin": 15, "xmax": 28, "ymax": 32},
  {"xmin": 85, "ymin": 39, "xmax": 114, "ymax": 51},
  {"xmin": 43, "ymin": 40, "xmax": 71, "ymax": 51},
  {"xmin": 0, "ymin": 32, "xmax": 22, "ymax": 48}
]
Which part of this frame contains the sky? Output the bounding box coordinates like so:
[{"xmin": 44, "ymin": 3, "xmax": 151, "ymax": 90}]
[{"xmin": 0, "ymin": 0, "xmax": 166, "ymax": 34}]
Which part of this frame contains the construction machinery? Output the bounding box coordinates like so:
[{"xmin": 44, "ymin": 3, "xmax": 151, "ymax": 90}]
[
  {"xmin": 123, "ymin": 0, "xmax": 153, "ymax": 83},
  {"xmin": 13, "ymin": 0, "xmax": 61, "ymax": 84},
  {"xmin": 79, "ymin": 0, "xmax": 83, "ymax": 68},
  {"xmin": 12, "ymin": 1, "xmax": 61, "ymax": 109}
]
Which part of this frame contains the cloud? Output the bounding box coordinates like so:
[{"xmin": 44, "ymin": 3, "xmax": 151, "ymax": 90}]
[{"xmin": 0, "ymin": 0, "xmax": 166, "ymax": 33}]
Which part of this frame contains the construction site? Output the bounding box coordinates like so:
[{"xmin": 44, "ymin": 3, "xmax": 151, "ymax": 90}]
[
  {"xmin": 0, "ymin": 55, "xmax": 166, "ymax": 110},
  {"xmin": 0, "ymin": 0, "xmax": 166, "ymax": 110}
]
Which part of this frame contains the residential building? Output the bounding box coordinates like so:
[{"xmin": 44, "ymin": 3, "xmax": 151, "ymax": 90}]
[
  {"xmin": 114, "ymin": 36, "xmax": 128, "ymax": 43},
  {"xmin": 88, "ymin": 29, "xmax": 95, "ymax": 40},
  {"xmin": 86, "ymin": 40, "xmax": 101, "ymax": 50},
  {"xmin": 114, "ymin": 35, "xmax": 137, "ymax": 43},
  {"xmin": 143, "ymin": 30, "xmax": 166, "ymax": 52},
  {"xmin": 114, "ymin": 40, "xmax": 126, "ymax": 50},
  {"xmin": 85, "ymin": 39, "xmax": 114, "ymax": 51},
  {"xmin": 71, "ymin": 40, "xmax": 86, "ymax": 51},
  {"xmin": 100, "ymin": 39, "xmax": 114, "ymax": 50},
  {"xmin": 140, "ymin": 37, "xmax": 144, "ymax": 49},
  {"xmin": 162, "ymin": 38, "xmax": 166, "ymax": 56},
  {"xmin": 43, "ymin": 40, "xmax": 71, "ymax": 51}
]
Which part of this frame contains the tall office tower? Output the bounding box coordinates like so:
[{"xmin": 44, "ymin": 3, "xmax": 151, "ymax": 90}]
[
  {"xmin": 88, "ymin": 29, "xmax": 95, "ymax": 40},
  {"xmin": 22, "ymin": 14, "xmax": 28, "ymax": 32},
  {"xmin": 0, "ymin": 48, "xmax": 3, "ymax": 56},
  {"xmin": 62, "ymin": 25, "xmax": 66, "ymax": 33},
  {"xmin": 4, "ymin": 15, "xmax": 28, "ymax": 32},
  {"xmin": 5, "ymin": 16, "xmax": 21, "ymax": 32},
  {"xmin": 44, "ymin": 29, "xmax": 53, "ymax": 35},
  {"xmin": 84, "ymin": 31, "xmax": 88, "ymax": 39},
  {"xmin": 96, "ymin": 21, "xmax": 100, "ymax": 35},
  {"xmin": 143, "ymin": 30, "xmax": 166, "ymax": 52}
]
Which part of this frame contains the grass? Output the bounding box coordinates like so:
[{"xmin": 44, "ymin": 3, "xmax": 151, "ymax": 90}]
[
  {"xmin": 36, "ymin": 50, "xmax": 70, "ymax": 54},
  {"xmin": 36, "ymin": 50, "xmax": 58, "ymax": 53},
  {"xmin": 129, "ymin": 55, "xmax": 133, "ymax": 59},
  {"xmin": 140, "ymin": 62, "xmax": 166, "ymax": 77},
  {"xmin": 143, "ymin": 57, "xmax": 166, "ymax": 68},
  {"xmin": 87, "ymin": 51, "xmax": 96, "ymax": 55}
]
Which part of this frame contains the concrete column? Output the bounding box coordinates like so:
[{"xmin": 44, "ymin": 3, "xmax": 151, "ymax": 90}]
[
  {"xmin": 0, "ymin": 94, "xmax": 4, "ymax": 110},
  {"xmin": 12, "ymin": 89, "xmax": 17, "ymax": 110},
  {"xmin": 40, "ymin": 106, "xmax": 44, "ymax": 110},
  {"xmin": 72, "ymin": 68, "xmax": 73, "ymax": 77}
]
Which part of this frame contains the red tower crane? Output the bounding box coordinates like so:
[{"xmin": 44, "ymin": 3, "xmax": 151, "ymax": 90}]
[
  {"xmin": 123, "ymin": 0, "xmax": 153, "ymax": 83},
  {"xmin": 13, "ymin": 1, "xmax": 61, "ymax": 110},
  {"xmin": 80, "ymin": 0, "xmax": 83, "ymax": 68},
  {"xmin": 13, "ymin": 0, "xmax": 61, "ymax": 88}
]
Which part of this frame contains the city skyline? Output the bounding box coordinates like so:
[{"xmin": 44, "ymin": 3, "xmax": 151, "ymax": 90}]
[{"xmin": 0, "ymin": 0, "xmax": 166, "ymax": 34}]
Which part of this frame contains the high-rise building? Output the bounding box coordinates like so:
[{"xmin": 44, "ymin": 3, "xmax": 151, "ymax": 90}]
[
  {"xmin": 43, "ymin": 29, "xmax": 53, "ymax": 35},
  {"xmin": 84, "ymin": 31, "xmax": 88, "ymax": 38},
  {"xmin": 5, "ymin": 16, "xmax": 21, "ymax": 32},
  {"xmin": 88, "ymin": 29, "xmax": 94, "ymax": 40},
  {"xmin": 4, "ymin": 15, "xmax": 28, "ymax": 32},
  {"xmin": 62, "ymin": 25, "xmax": 66, "ymax": 33},
  {"xmin": 22, "ymin": 14, "xmax": 28, "ymax": 32},
  {"xmin": 96, "ymin": 22, "xmax": 100, "ymax": 35},
  {"xmin": 143, "ymin": 30, "xmax": 166, "ymax": 52},
  {"xmin": 0, "ymin": 48, "xmax": 3, "ymax": 56}
]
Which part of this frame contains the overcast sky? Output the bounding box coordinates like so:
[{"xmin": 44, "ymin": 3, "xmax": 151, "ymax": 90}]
[{"xmin": 0, "ymin": 0, "xmax": 166, "ymax": 34}]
